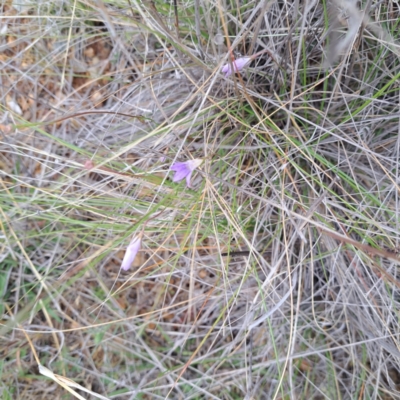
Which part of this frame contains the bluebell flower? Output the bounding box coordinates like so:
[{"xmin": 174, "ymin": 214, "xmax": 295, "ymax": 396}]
[
  {"xmin": 121, "ymin": 236, "xmax": 141, "ymax": 271},
  {"xmin": 171, "ymin": 159, "xmax": 203, "ymax": 188},
  {"xmin": 221, "ymin": 57, "xmax": 251, "ymax": 78}
]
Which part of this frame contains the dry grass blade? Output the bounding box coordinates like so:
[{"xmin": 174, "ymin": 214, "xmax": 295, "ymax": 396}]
[{"xmin": 39, "ymin": 365, "xmax": 110, "ymax": 400}]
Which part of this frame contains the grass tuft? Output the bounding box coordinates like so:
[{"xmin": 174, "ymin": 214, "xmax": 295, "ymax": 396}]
[{"xmin": 1, "ymin": 0, "xmax": 400, "ymax": 398}]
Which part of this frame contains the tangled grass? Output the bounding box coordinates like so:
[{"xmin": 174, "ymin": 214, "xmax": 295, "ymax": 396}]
[{"xmin": 1, "ymin": 0, "xmax": 400, "ymax": 398}]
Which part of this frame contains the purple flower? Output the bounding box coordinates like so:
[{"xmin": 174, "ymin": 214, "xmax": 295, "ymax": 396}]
[
  {"xmin": 221, "ymin": 56, "xmax": 251, "ymax": 78},
  {"xmin": 121, "ymin": 236, "xmax": 141, "ymax": 271},
  {"xmin": 171, "ymin": 159, "xmax": 203, "ymax": 188}
]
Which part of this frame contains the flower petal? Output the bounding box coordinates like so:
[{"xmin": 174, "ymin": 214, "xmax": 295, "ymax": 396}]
[
  {"xmin": 172, "ymin": 167, "xmax": 189, "ymax": 182},
  {"xmin": 171, "ymin": 159, "xmax": 203, "ymax": 186},
  {"xmin": 234, "ymin": 57, "xmax": 251, "ymax": 71},
  {"xmin": 221, "ymin": 64, "xmax": 231, "ymax": 77},
  {"xmin": 186, "ymin": 159, "xmax": 203, "ymax": 170},
  {"xmin": 221, "ymin": 56, "xmax": 252, "ymax": 77},
  {"xmin": 221, "ymin": 64, "xmax": 229, "ymax": 73},
  {"xmin": 121, "ymin": 236, "xmax": 141, "ymax": 271},
  {"xmin": 170, "ymin": 162, "xmax": 186, "ymax": 172}
]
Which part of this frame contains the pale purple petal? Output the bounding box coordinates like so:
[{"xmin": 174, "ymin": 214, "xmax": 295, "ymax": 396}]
[
  {"xmin": 173, "ymin": 169, "xmax": 189, "ymax": 182},
  {"xmin": 170, "ymin": 161, "xmax": 187, "ymax": 172},
  {"xmin": 222, "ymin": 64, "xmax": 233, "ymax": 78},
  {"xmin": 234, "ymin": 57, "xmax": 251, "ymax": 71},
  {"xmin": 221, "ymin": 57, "xmax": 252, "ymax": 77},
  {"xmin": 221, "ymin": 64, "xmax": 231, "ymax": 77},
  {"xmin": 171, "ymin": 163, "xmax": 190, "ymax": 182},
  {"xmin": 171, "ymin": 159, "xmax": 203, "ymax": 187},
  {"xmin": 185, "ymin": 159, "xmax": 203, "ymax": 170},
  {"xmin": 121, "ymin": 236, "xmax": 141, "ymax": 271}
]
